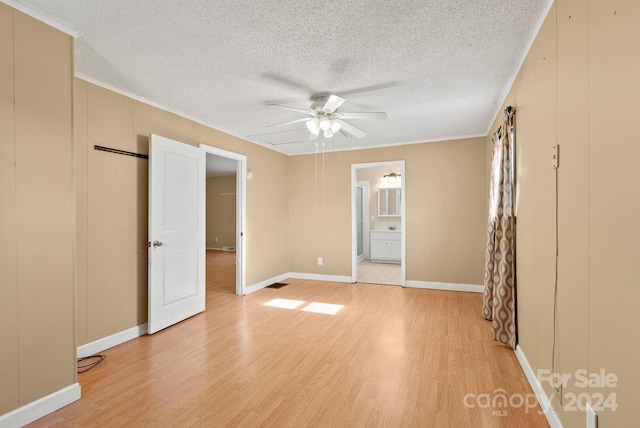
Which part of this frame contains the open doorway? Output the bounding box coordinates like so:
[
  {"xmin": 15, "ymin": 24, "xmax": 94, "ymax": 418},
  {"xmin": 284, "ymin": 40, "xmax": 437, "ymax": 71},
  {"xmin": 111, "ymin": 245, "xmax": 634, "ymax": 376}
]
[
  {"xmin": 201, "ymin": 144, "xmax": 246, "ymax": 296},
  {"xmin": 351, "ymin": 161, "xmax": 405, "ymax": 286}
]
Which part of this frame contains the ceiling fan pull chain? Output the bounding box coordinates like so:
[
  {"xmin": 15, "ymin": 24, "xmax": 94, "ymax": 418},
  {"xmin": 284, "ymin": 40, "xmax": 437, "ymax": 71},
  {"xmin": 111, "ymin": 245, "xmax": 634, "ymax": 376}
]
[
  {"xmin": 315, "ymin": 141, "xmax": 318, "ymax": 210},
  {"xmin": 322, "ymin": 140, "xmax": 326, "ymax": 207}
]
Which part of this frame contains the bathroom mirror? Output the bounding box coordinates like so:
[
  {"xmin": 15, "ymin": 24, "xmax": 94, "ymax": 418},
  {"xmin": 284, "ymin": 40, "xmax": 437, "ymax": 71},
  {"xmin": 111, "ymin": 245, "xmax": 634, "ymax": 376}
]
[{"xmin": 378, "ymin": 188, "xmax": 401, "ymax": 217}]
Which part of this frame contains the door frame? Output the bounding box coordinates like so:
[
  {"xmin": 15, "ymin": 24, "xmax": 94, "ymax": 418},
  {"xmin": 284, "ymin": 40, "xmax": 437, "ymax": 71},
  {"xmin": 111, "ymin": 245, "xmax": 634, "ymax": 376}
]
[
  {"xmin": 356, "ymin": 180, "xmax": 370, "ymax": 261},
  {"xmin": 200, "ymin": 143, "xmax": 246, "ymax": 296},
  {"xmin": 351, "ymin": 161, "xmax": 406, "ymax": 285}
]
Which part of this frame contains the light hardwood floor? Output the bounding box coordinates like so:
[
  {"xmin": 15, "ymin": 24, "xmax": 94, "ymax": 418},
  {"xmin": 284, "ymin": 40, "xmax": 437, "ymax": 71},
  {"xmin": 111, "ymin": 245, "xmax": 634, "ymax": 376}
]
[{"xmin": 29, "ymin": 251, "xmax": 548, "ymax": 427}]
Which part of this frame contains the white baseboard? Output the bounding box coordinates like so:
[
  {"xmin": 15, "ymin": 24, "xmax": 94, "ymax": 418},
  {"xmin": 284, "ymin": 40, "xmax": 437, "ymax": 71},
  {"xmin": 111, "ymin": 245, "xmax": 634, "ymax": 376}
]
[
  {"xmin": 514, "ymin": 345, "xmax": 563, "ymax": 428},
  {"xmin": 404, "ymin": 280, "xmax": 483, "ymax": 293},
  {"xmin": 77, "ymin": 324, "xmax": 148, "ymax": 358},
  {"xmin": 288, "ymin": 272, "xmax": 353, "ymax": 283},
  {"xmin": 244, "ymin": 273, "xmax": 290, "ymax": 295},
  {"xmin": 206, "ymin": 247, "xmax": 223, "ymax": 251},
  {"xmin": 0, "ymin": 383, "xmax": 81, "ymax": 428},
  {"xmin": 245, "ymin": 272, "xmax": 353, "ymax": 295}
]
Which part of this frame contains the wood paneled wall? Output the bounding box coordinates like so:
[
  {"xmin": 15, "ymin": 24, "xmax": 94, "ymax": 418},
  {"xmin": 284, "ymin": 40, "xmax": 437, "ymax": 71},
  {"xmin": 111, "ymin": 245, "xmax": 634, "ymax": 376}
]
[
  {"xmin": 490, "ymin": 1, "xmax": 640, "ymax": 425},
  {"xmin": 0, "ymin": 4, "xmax": 75, "ymax": 414},
  {"xmin": 74, "ymin": 80, "xmax": 290, "ymax": 346}
]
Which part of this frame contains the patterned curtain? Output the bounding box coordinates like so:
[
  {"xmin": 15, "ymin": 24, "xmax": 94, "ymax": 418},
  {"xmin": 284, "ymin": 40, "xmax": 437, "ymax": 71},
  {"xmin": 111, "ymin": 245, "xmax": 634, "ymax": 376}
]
[{"xmin": 483, "ymin": 107, "xmax": 516, "ymax": 349}]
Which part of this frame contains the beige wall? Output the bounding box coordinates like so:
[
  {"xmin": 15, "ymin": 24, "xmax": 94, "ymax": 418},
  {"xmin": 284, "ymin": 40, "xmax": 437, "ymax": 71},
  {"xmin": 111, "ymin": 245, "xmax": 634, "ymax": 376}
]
[
  {"xmin": 406, "ymin": 139, "xmax": 488, "ymax": 285},
  {"xmin": 490, "ymin": 1, "xmax": 640, "ymax": 426},
  {"xmin": 0, "ymin": 4, "xmax": 76, "ymax": 414},
  {"xmin": 75, "ymin": 79, "xmax": 290, "ymax": 346},
  {"xmin": 288, "ymin": 139, "xmax": 487, "ymax": 285},
  {"xmin": 206, "ymin": 175, "xmax": 236, "ymax": 249}
]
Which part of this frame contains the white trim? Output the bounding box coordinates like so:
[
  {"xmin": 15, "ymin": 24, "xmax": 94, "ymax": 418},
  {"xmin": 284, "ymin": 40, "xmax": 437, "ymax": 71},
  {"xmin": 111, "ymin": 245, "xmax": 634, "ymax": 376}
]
[
  {"xmin": 244, "ymin": 273, "xmax": 290, "ymax": 295},
  {"xmin": 356, "ymin": 180, "xmax": 370, "ymax": 260},
  {"xmin": 0, "ymin": 383, "xmax": 81, "ymax": 428},
  {"xmin": 74, "ymin": 76, "xmax": 489, "ymax": 158},
  {"xmin": 245, "ymin": 272, "xmax": 356, "ymax": 295},
  {"xmin": 404, "ymin": 280, "xmax": 483, "ymax": 293},
  {"xmin": 0, "ymin": 0, "xmax": 80, "ymax": 37},
  {"xmin": 351, "ymin": 161, "xmax": 406, "ymax": 286},
  {"xmin": 486, "ymin": 0, "xmax": 555, "ymax": 135},
  {"xmin": 288, "ymin": 272, "xmax": 353, "ymax": 283},
  {"xmin": 77, "ymin": 324, "xmax": 148, "ymax": 358},
  {"xmin": 206, "ymin": 247, "xmax": 223, "ymax": 251},
  {"xmin": 75, "ymin": 74, "xmax": 280, "ymax": 155},
  {"xmin": 200, "ymin": 144, "xmax": 247, "ymax": 296},
  {"xmin": 514, "ymin": 345, "xmax": 563, "ymax": 428},
  {"xmin": 290, "ymin": 133, "xmax": 487, "ymax": 156}
]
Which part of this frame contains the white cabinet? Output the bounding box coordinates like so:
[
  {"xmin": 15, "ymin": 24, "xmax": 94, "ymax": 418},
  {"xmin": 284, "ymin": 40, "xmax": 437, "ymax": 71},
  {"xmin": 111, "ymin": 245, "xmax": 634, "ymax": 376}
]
[
  {"xmin": 370, "ymin": 230, "xmax": 401, "ymax": 264},
  {"xmin": 378, "ymin": 188, "xmax": 401, "ymax": 217}
]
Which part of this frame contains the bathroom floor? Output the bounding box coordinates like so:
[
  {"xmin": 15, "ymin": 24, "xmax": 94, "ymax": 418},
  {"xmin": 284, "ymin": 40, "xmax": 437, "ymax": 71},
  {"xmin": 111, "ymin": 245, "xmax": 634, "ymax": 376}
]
[{"xmin": 357, "ymin": 259, "xmax": 401, "ymax": 286}]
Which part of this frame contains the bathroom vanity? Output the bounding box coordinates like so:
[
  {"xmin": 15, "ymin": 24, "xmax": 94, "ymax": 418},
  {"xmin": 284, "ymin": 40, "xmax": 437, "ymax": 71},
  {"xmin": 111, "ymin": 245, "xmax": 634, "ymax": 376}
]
[{"xmin": 370, "ymin": 230, "xmax": 401, "ymax": 264}]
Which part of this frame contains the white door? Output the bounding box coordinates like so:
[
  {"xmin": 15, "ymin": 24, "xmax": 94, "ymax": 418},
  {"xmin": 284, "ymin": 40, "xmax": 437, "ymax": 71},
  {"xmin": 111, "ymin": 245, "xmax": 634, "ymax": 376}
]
[{"xmin": 148, "ymin": 134, "xmax": 205, "ymax": 334}]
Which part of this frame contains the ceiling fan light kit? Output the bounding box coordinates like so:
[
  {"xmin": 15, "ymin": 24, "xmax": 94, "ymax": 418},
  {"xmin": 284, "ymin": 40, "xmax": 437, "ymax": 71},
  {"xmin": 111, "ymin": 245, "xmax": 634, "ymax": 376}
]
[
  {"xmin": 306, "ymin": 118, "xmax": 320, "ymax": 134},
  {"xmin": 305, "ymin": 115, "xmax": 342, "ymax": 138},
  {"xmin": 319, "ymin": 116, "xmax": 332, "ymax": 131},
  {"xmin": 269, "ymin": 94, "xmax": 387, "ymax": 142}
]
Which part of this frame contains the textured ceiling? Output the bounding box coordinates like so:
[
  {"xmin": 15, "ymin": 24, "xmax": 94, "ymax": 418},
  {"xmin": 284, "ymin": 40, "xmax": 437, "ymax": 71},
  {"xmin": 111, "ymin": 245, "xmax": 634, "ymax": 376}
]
[{"xmin": 11, "ymin": 0, "xmax": 551, "ymax": 155}]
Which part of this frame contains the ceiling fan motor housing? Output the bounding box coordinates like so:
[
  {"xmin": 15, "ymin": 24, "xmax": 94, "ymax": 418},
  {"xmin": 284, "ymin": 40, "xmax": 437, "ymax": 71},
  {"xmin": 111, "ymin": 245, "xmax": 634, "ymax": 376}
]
[{"xmin": 311, "ymin": 96, "xmax": 332, "ymax": 112}]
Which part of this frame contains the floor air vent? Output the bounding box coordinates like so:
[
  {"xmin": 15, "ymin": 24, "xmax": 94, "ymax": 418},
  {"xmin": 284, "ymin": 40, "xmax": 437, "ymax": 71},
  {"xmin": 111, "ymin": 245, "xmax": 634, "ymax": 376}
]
[{"xmin": 267, "ymin": 282, "xmax": 288, "ymax": 289}]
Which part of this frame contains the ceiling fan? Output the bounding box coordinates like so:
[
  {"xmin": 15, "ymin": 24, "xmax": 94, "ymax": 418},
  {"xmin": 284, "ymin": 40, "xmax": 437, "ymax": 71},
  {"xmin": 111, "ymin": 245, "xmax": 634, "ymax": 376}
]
[{"xmin": 267, "ymin": 94, "xmax": 387, "ymax": 140}]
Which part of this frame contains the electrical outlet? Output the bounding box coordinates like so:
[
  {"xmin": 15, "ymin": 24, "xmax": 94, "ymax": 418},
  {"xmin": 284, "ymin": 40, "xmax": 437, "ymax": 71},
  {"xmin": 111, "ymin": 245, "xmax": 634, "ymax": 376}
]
[
  {"xmin": 552, "ymin": 145, "xmax": 559, "ymax": 169},
  {"xmin": 215, "ymin": 236, "xmax": 219, "ymax": 242},
  {"xmin": 586, "ymin": 402, "xmax": 598, "ymax": 428},
  {"xmin": 317, "ymin": 257, "xmax": 323, "ymax": 266}
]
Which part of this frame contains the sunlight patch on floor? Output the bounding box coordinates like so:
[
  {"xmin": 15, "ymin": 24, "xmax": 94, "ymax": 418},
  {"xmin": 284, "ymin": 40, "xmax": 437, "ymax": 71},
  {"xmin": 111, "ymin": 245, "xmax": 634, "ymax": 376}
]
[
  {"xmin": 263, "ymin": 298, "xmax": 305, "ymax": 309},
  {"xmin": 302, "ymin": 302, "xmax": 344, "ymax": 315},
  {"xmin": 263, "ymin": 299, "xmax": 344, "ymax": 315}
]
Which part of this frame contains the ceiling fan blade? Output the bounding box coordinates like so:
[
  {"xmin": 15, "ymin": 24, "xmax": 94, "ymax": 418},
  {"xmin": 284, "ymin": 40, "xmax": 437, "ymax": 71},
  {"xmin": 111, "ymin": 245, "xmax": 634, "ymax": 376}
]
[
  {"xmin": 339, "ymin": 81, "xmax": 399, "ymax": 96},
  {"xmin": 261, "ymin": 72, "xmax": 312, "ymax": 93},
  {"xmin": 266, "ymin": 117, "xmax": 310, "ymax": 128},
  {"xmin": 322, "ymin": 94, "xmax": 346, "ymax": 113},
  {"xmin": 267, "ymin": 140, "xmax": 312, "ymax": 146},
  {"xmin": 338, "ymin": 111, "xmax": 387, "ymax": 120},
  {"xmin": 336, "ymin": 120, "xmax": 367, "ymax": 138},
  {"xmin": 268, "ymin": 104, "xmax": 313, "ymax": 114}
]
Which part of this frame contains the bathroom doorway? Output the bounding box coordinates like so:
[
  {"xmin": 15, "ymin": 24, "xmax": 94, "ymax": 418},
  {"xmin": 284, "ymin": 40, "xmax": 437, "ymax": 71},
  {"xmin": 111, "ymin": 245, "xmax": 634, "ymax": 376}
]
[{"xmin": 351, "ymin": 161, "xmax": 405, "ymax": 286}]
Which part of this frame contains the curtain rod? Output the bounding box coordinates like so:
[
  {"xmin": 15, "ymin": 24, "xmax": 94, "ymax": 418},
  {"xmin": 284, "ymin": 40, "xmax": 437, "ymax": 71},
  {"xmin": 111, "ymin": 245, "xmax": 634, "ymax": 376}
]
[{"xmin": 495, "ymin": 106, "xmax": 515, "ymax": 138}]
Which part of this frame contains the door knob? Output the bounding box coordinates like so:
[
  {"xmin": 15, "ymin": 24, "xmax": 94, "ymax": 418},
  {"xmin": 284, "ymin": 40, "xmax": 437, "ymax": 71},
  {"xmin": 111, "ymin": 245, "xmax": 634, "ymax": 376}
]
[{"xmin": 153, "ymin": 240, "xmax": 163, "ymax": 247}]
